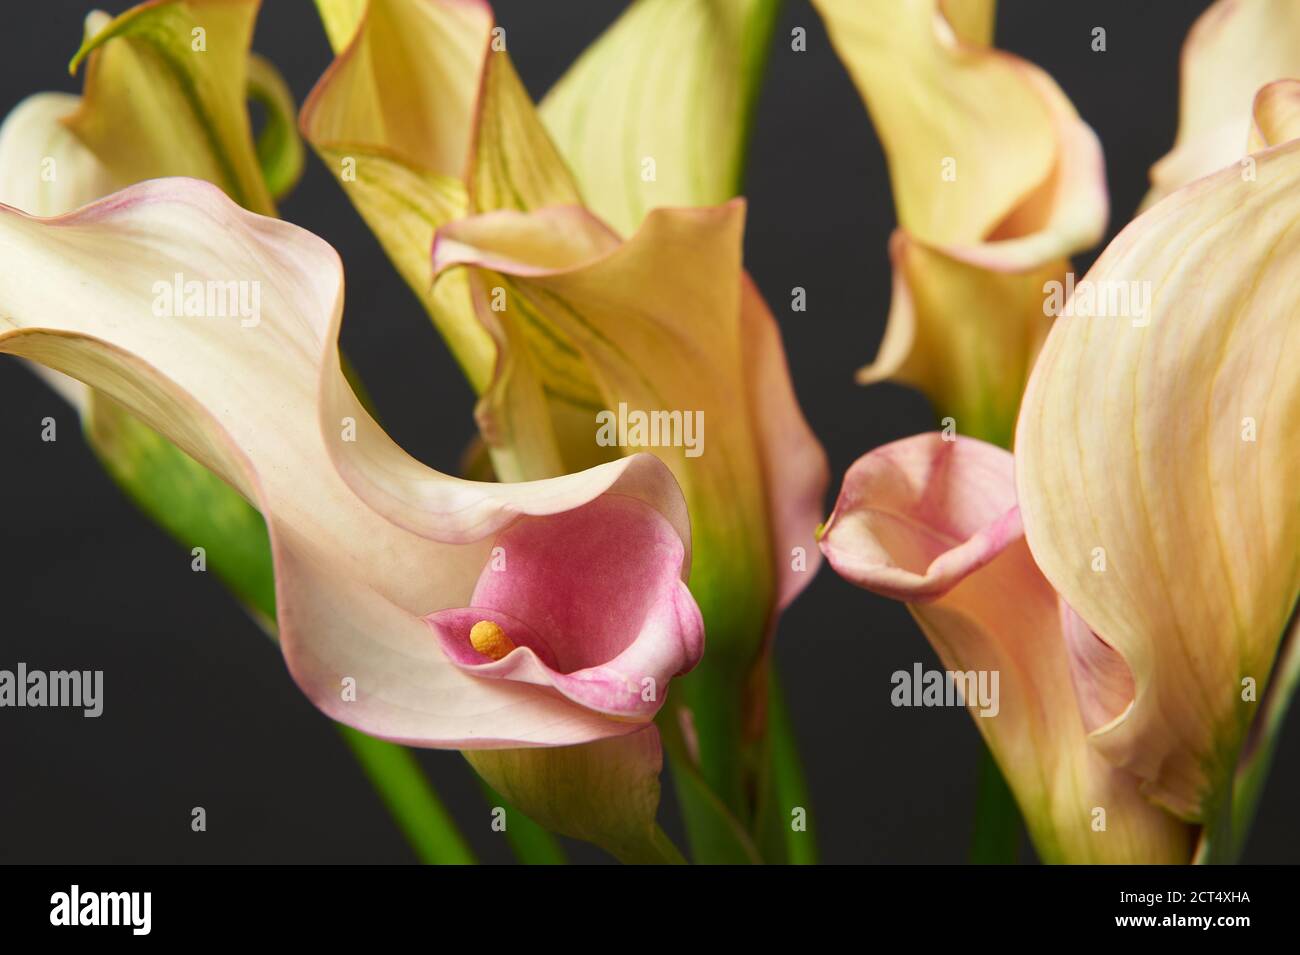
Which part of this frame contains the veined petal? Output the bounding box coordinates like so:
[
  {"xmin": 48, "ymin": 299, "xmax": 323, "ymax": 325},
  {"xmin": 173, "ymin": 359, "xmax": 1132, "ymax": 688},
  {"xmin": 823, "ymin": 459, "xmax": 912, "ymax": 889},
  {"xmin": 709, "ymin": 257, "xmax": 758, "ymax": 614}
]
[
  {"xmin": 66, "ymin": 0, "xmax": 276, "ymax": 215},
  {"xmin": 1016, "ymin": 140, "xmax": 1300, "ymax": 820},
  {"xmin": 0, "ymin": 178, "xmax": 700, "ymax": 748},
  {"xmin": 820, "ymin": 434, "xmax": 1193, "ymax": 863},
  {"xmin": 1145, "ymin": 0, "xmax": 1300, "ymax": 208},
  {"xmin": 539, "ymin": 0, "xmax": 781, "ymax": 236},
  {"xmin": 299, "ymin": 0, "xmax": 579, "ymax": 391},
  {"xmin": 814, "ymin": 0, "xmax": 1106, "ymax": 439},
  {"xmin": 431, "ymin": 201, "xmax": 829, "ymax": 659}
]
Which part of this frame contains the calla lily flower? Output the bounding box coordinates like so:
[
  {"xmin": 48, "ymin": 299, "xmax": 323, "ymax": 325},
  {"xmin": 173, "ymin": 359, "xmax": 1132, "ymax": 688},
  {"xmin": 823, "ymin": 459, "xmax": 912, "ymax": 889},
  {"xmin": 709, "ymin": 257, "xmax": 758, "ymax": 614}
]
[
  {"xmin": 0, "ymin": 0, "xmax": 300, "ymax": 220},
  {"xmin": 820, "ymin": 5, "xmax": 1300, "ymax": 864},
  {"xmin": 1143, "ymin": 0, "xmax": 1300, "ymax": 208},
  {"xmin": 0, "ymin": 177, "xmax": 704, "ymax": 859},
  {"xmin": 1016, "ymin": 128, "xmax": 1300, "ymax": 837},
  {"xmin": 819, "ymin": 433, "xmax": 1194, "ymax": 863},
  {"xmin": 812, "ymin": 0, "xmax": 1106, "ymax": 444},
  {"xmin": 301, "ymin": 0, "xmax": 828, "ymax": 842},
  {"xmin": 0, "ymin": 0, "xmax": 306, "ymax": 617}
]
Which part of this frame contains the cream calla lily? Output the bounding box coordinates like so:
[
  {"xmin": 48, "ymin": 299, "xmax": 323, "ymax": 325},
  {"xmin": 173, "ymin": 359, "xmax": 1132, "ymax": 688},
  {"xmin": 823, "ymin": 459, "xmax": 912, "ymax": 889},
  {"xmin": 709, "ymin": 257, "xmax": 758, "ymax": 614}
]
[
  {"xmin": 0, "ymin": 0, "xmax": 306, "ymax": 614},
  {"xmin": 812, "ymin": 0, "xmax": 1106, "ymax": 444},
  {"xmin": 302, "ymin": 0, "xmax": 829, "ymax": 838},
  {"xmin": 819, "ymin": 434, "xmax": 1193, "ymax": 863},
  {"xmin": 1016, "ymin": 136, "xmax": 1300, "ymax": 826},
  {"xmin": 1143, "ymin": 0, "xmax": 1300, "ymax": 208},
  {"xmin": 0, "ymin": 178, "xmax": 705, "ymax": 858}
]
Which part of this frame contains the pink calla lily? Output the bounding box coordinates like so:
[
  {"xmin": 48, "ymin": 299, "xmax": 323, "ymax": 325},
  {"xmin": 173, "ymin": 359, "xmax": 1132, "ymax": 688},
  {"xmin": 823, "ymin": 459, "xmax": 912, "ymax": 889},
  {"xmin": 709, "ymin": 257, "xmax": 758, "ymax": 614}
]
[
  {"xmin": 0, "ymin": 178, "xmax": 702, "ymax": 753},
  {"xmin": 819, "ymin": 433, "xmax": 1193, "ymax": 863},
  {"xmin": 428, "ymin": 494, "xmax": 704, "ymax": 719}
]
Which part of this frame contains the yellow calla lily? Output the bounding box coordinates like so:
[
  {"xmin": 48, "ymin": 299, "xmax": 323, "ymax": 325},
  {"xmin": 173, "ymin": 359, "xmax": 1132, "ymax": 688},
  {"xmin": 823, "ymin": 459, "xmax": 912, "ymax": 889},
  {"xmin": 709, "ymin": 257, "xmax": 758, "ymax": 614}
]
[
  {"xmin": 302, "ymin": 0, "xmax": 828, "ymax": 835},
  {"xmin": 1143, "ymin": 0, "xmax": 1300, "ymax": 209},
  {"xmin": 812, "ymin": 0, "xmax": 1106, "ymax": 445},
  {"xmin": 1016, "ymin": 133, "xmax": 1300, "ymax": 831}
]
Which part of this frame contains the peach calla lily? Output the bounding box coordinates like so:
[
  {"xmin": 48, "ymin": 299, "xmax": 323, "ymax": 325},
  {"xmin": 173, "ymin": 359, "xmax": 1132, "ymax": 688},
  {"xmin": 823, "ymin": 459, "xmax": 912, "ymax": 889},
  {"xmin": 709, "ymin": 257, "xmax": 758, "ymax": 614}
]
[
  {"xmin": 0, "ymin": 177, "xmax": 702, "ymax": 859},
  {"xmin": 1016, "ymin": 133, "xmax": 1300, "ymax": 836},
  {"xmin": 812, "ymin": 0, "xmax": 1106, "ymax": 444},
  {"xmin": 819, "ymin": 433, "xmax": 1193, "ymax": 863}
]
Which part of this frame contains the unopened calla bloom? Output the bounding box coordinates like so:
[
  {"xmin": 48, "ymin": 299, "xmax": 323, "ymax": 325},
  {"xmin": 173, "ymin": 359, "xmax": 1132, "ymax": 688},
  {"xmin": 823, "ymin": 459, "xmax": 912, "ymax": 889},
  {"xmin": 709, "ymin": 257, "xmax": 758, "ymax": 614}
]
[
  {"xmin": 0, "ymin": 0, "xmax": 308, "ymax": 616},
  {"xmin": 1016, "ymin": 127, "xmax": 1300, "ymax": 832},
  {"xmin": 302, "ymin": 0, "xmax": 828, "ymax": 827},
  {"xmin": 0, "ymin": 0, "xmax": 301, "ymax": 220},
  {"xmin": 812, "ymin": 0, "xmax": 1106, "ymax": 444},
  {"xmin": 1143, "ymin": 0, "xmax": 1300, "ymax": 208},
  {"xmin": 0, "ymin": 178, "xmax": 702, "ymax": 859},
  {"xmin": 819, "ymin": 434, "xmax": 1193, "ymax": 863}
]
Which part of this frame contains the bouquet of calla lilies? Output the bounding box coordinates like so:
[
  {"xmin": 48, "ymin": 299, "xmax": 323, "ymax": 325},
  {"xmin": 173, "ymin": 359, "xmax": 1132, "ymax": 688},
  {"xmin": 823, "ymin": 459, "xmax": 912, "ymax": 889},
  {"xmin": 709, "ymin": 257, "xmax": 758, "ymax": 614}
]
[{"xmin": 0, "ymin": 0, "xmax": 1296, "ymax": 865}]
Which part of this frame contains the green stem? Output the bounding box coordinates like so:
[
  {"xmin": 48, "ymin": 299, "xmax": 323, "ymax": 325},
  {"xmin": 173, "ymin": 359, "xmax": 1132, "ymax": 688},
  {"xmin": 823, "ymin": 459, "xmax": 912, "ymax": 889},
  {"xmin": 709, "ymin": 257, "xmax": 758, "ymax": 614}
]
[
  {"xmin": 339, "ymin": 727, "xmax": 477, "ymax": 865},
  {"xmin": 754, "ymin": 666, "xmax": 817, "ymax": 864},
  {"xmin": 733, "ymin": 0, "xmax": 785, "ymax": 195},
  {"xmin": 969, "ymin": 744, "xmax": 1021, "ymax": 863},
  {"xmin": 675, "ymin": 664, "xmax": 750, "ymax": 821},
  {"xmin": 659, "ymin": 706, "xmax": 763, "ymax": 864}
]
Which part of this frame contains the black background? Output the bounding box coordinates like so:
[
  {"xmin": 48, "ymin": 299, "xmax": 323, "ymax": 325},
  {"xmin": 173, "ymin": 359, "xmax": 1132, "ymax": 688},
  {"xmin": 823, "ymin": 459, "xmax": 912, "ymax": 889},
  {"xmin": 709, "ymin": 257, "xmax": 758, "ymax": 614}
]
[{"xmin": 1, "ymin": 0, "xmax": 1295, "ymax": 864}]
